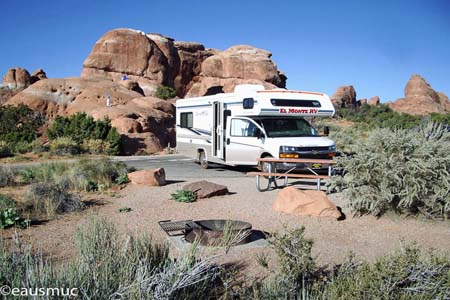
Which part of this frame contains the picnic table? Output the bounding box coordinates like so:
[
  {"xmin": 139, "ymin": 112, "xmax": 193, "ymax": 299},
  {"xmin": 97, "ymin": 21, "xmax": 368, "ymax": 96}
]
[{"xmin": 247, "ymin": 158, "xmax": 336, "ymax": 191}]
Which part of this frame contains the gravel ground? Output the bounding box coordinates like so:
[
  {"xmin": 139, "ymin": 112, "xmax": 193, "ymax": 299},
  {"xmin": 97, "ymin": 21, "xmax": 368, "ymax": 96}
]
[{"xmin": 3, "ymin": 176, "xmax": 450, "ymax": 276}]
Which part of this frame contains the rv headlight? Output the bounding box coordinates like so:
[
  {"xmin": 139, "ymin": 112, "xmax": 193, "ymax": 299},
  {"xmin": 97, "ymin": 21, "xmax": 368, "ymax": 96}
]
[
  {"xmin": 280, "ymin": 146, "xmax": 298, "ymax": 152},
  {"xmin": 328, "ymin": 145, "xmax": 336, "ymax": 151}
]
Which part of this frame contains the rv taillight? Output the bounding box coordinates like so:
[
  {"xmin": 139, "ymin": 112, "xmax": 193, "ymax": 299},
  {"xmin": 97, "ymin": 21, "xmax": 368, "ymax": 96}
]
[{"xmin": 328, "ymin": 152, "xmax": 336, "ymax": 157}]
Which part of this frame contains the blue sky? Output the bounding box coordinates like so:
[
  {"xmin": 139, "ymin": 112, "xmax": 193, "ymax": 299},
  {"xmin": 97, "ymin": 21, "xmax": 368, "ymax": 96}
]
[{"xmin": 1, "ymin": 0, "xmax": 449, "ymax": 102}]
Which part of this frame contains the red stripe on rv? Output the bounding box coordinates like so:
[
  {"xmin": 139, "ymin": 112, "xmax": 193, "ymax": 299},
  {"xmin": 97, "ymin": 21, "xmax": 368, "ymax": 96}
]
[{"xmin": 257, "ymin": 90, "xmax": 323, "ymax": 96}]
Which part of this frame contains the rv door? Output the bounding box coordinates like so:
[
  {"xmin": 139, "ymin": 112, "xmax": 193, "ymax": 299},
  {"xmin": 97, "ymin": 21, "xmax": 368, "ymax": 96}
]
[
  {"xmin": 212, "ymin": 101, "xmax": 224, "ymax": 159},
  {"xmin": 225, "ymin": 117, "xmax": 264, "ymax": 165}
]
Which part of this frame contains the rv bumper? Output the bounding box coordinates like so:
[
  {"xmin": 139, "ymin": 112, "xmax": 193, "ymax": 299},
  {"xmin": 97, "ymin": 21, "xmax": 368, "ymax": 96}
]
[{"xmin": 277, "ymin": 150, "xmax": 336, "ymax": 171}]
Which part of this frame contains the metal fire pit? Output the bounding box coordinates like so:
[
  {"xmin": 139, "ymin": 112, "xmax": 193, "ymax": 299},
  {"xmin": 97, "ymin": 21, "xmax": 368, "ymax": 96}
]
[{"xmin": 184, "ymin": 219, "xmax": 252, "ymax": 246}]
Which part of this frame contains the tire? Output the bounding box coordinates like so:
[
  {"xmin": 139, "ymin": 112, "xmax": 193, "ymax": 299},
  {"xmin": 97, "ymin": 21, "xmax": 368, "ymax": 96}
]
[{"xmin": 199, "ymin": 151, "xmax": 209, "ymax": 169}]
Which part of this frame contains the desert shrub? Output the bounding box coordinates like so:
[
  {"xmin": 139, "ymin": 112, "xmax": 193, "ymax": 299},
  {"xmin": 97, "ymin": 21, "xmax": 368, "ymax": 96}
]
[
  {"xmin": 19, "ymin": 158, "xmax": 128, "ymax": 193},
  {"xmin": 29, "ymin": 139, "xmax": 48, "ymax": 154},
  {"xmin": 430, "ymin": 112, "xmax": 450, "ymax": 125},
  {"xmin": 323, "ymin": 246, "xmax": 450, "ymax": 299},
  {"xmin": 46, "ymin": 112, "xmax": 121, "ymax": 155},
  {"xmin": 155, "ymin": 85, "xmax": 177, "ymax": 100},
  {"xmin": 19, "ymin": 162, "xmax": 69, "ymax": 184},
  {"xmin": 49, "ymin": 136, "xmax": 81, "ymax": 155},
  {"xmin": 337, "ymin": 104, "xmax": 422, "ymax": 130},
  {"xmin": 0, "ymin": 141, "xmax": 12, "ymax": 158},
  {"xmin": 0, "ymin": 165, "xmax": 16, "ymax": 187},
  {"xmin": 115, "ymin": 173, "xmax": 129, "ymax": 185},
  {"xmin": 11, "ymin": 140, "xmax": 32, "ymax": 154},
  {"xmin": 25, "ymin": 182, "xmax": 85, "ymax": 217},
  {"xmin": 329, "ymin": 126, "xmax": 367, "ymax": 154},
  {"xmin": 81, "ymin": 139, "xmax": 109, "ymax": 154},
  {"xmin": 0, "ymin": 195, "xmax": 28, "ymax": 229},
  {"xmin": 328, "ymin": 122, "xmax": 450, "ymax": 218},
  {"xmin": 0, "ymin": 217, "xmax": 223, "ymax": 300},
  {"xmin": 0, "ymin": 104, "xmax": 44, "ymax": 145},
  {"xmin": 170, "ymin": 190, "xmax": 197, "ymax": 203}
]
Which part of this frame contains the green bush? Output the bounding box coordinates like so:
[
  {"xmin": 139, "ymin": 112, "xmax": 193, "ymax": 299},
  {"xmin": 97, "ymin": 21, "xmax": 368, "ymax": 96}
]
[
  {"xmin": 430, "ymin": 112, "xmax": 450, "ymax": 125},
  {"xmin": 49, "ymin": 136, "xmax": 81, "ymax": 155},
  {"xmin": 46, "ymin": 112, "xmax": 121, "ymax": 155},
  {"xmin": 337, "ymin": 104, "xmax": 422, "ymax": 130},
  {"xmin": 155, "ymin": 85, "xmax": 177, "ymax": 100},
  {"xmin": 115, "ymin": 173, "xmax": 129, "ymax": 185},
  {"xmin": 0, "ymin": 195, "xmax": 28, "ymax": 229},
  {"xmin": 0, "ymin": 141, "xmax": 12, "ymax": 158},
  {"xmin": 0, "ymin": 104, "xmax": 44, "ymax": 145},
  {"xmin": 0, "ymin": 166, "xmax": 16, "ymax": 187},
  {"xmin": 81, "ymin": 139, "xmax": 109, "ymax": 154},
  {"xmin": 328, "ymin": 122, "xmax": 450, "ymax": 218},
  {"xmin": 170, "ymin": 190, "xmax": 197, "ymax": 203},
  {"xmin": 25, "ymin": 182, "xmax": 85, "ymax": 217},
  {"xmin": 11, "ymin": 140, "xmax": 32, "ymax": 154}
]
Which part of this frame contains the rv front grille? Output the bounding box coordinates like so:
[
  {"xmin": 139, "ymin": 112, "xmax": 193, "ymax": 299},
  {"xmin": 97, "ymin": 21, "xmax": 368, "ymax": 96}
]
[{"xmin": 297, "ymin": 146, "xmax": 330, "ymax": 152}]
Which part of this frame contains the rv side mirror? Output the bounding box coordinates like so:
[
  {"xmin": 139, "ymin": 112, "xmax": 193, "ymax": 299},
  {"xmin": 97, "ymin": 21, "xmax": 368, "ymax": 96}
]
[{"xmin": 324, "ymin": 126, "xmax": 330, "ymax": 136}]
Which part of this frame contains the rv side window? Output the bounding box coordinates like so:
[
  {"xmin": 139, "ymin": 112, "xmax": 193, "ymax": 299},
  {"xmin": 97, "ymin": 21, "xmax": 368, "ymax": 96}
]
[
  {"xmin": 243, "ymin": 98, "xmax": 254, "ymax": 109},
  {"xmin": 180, "ymin": 112, "xmax": 193, "ymax": 128},
  {"xmin": 231, "ymin": 119, "xmax": 259, "ymax": 137}
]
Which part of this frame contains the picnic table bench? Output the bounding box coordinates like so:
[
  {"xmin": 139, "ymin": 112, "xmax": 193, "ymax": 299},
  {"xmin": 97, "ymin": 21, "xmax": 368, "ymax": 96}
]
[{"xmin": 247, "ymin": 158, "xmax": 337, "ymax": 191}]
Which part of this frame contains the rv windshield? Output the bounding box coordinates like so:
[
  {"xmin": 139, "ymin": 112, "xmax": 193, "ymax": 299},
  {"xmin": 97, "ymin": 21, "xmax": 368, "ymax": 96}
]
[{"xmin": 260, "ymin": 118, "xmax": 319, "ymax": 138}]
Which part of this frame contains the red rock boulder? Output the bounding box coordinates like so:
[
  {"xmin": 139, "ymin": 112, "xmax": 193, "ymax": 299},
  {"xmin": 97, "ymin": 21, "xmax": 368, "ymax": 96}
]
[
  {"xmin": 389, "ymin": 74, "xmax": 450, "ymax": 115},
  {"xmin": 368, "ymin": 96, "xmax": 380, "ymax": 106},
  {"xmin": 2, "ymin": 67, "xmax": 31, "ymax": 90},
  {"xmin": 273, "ymin": 187, "xmax": 342, "ymax": 219},
  {"xmin": 128, "ymin": 168, "xmax": 166, "ymax": 186},
  {"xmin": 183, "ymin": 180, "xmax": 228, "ymax": 199},
  {"xmin": 331, "ymin": 86, "xmax": 357, "ymax": 108}
]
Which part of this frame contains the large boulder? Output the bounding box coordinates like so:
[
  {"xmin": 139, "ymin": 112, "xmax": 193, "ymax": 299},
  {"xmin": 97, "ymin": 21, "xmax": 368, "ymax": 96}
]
[
  {"xmin": 330, "ymin": 85, "xmax": 357, "ymax": 108},
  {"xmin": 183, "ymin": 180, "xmax": 229, "ymax": 199},
  {"xmin": 128, "ymin": 169, "xmax": 166, "ymax": 186},
  {"xmin": 81, "ymin": 29, "xmax": 286, "ymax": 98},
  {"xmin": 30, "ymin": 69, "xmax": 47, "ymax": 84},
  {"xmin": 173, "ymin": 41, "xmax": 215, "ymax": 96},
  {"xmin": 2, "ymin": 67, "xmax": 31, "ymax": 90},
  {"xmin": 368, "ymin": 96, "xmax": 380, "ymax": 106},
  {"xmin": 201, "ymin": 45, "xmax": 285, "ymax": 87},
  {"xmin": 389, "ymin": 74, "xmax": 450, "ymax": 115},
  {"xmin": 273, "ymin": 187, "xmax": 342, "ymax": 219}
]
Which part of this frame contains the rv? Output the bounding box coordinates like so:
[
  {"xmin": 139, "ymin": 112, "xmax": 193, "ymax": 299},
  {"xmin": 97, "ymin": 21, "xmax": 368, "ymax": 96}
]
[{"xmin": 176, "ymin": 84, "xmax": 336, "ymax": 170}]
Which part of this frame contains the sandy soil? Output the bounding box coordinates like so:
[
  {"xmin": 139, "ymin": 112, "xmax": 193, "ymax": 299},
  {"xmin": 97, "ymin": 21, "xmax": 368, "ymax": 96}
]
[{"xmin": 2, "ymin": 176, "xmax": 450, "ymax": 275}]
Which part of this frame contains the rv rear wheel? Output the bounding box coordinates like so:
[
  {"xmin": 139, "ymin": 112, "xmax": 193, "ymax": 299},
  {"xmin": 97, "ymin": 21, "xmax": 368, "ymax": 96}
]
[{"xmin": 199, "ymin": 151, "xmax": 209, "ymax": 169}]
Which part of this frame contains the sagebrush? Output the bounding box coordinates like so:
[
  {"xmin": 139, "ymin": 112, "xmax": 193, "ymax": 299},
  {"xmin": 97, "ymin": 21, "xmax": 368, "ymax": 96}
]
[{"xmin": 328, "ymin": 122, "xmax": 450, "ymax": 218}]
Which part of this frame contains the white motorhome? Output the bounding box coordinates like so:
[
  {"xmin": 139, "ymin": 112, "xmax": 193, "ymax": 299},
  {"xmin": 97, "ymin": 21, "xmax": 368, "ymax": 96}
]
[{"xmin": 176, "ymin": 84, "xmax": 336, "ymax": 169}]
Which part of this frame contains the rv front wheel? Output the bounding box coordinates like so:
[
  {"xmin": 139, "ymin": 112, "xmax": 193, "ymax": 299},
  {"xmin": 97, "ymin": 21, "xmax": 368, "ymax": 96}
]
[{"xmin": 199, "ymin": 151, "xmax": 209, "ymax": 169}]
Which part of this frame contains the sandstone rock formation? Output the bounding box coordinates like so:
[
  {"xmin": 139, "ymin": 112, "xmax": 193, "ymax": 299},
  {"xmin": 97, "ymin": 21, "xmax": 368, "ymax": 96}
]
[
  {"xmin": 128, "ymin": 168, "xmax": 166, "ymax": 186},
  {"xmin": 30, "ymin": 69, "xmax": 47, "ymax": 84},
  {"xmin": 358, "ymin": 98, "xmax": 367, "ymax": 106},
  {"xmin": 368, "ymin": 96, "xmax": 380, "ymax": 106},
  {"xmin": 2, "ymin": 67, "xmax": 31, "ymax": 90},
  {"xmin": 330, "ymin": 85, "xmax": 357, "ymax": 108},
  {"xmin": 91, "ymin": 96, "xmax": 175, "ymax": 155},
  {"xmin": 183, "ymin": 180, "xmax": 229, "ymax": 199},
  {"xmin": 81, "ymin": 28, "xmax": 285, "ymax": 98},
  {"xmin": 6, "ymin": 78, "xmax": 142, "ymax": 118},
  {"xmin": 273, "ymin": 187, "xmax": 342, "ymax": 219},
  {"xmin": 389, "ymin": 74, "xmax": 450, "ymax": 115}
]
